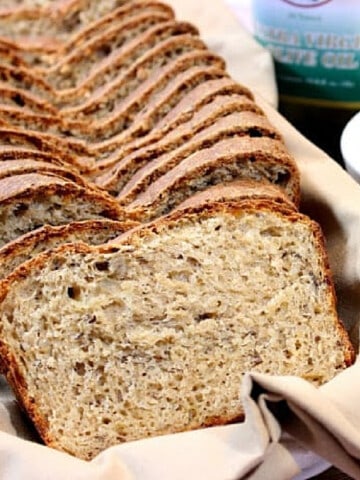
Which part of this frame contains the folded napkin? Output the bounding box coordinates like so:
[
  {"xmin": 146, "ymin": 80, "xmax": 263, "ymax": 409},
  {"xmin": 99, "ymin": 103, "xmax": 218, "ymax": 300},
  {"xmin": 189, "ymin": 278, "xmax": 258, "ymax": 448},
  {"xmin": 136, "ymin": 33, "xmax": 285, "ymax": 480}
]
[{"xmin": 1, "ymin": 1, "xmax": 360, "ymax": 479}]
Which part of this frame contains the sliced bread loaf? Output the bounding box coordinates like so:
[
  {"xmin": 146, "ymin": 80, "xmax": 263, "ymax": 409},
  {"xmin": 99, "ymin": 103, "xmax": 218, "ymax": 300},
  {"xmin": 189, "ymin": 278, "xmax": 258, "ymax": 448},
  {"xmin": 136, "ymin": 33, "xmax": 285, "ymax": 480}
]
[
  {"xmin": 54, "ymin": 0, "xmax": 175, "ymax": 64},
  {"xmin": 0, "ymin": 198, "xmax": 353, "ymax": 459}
]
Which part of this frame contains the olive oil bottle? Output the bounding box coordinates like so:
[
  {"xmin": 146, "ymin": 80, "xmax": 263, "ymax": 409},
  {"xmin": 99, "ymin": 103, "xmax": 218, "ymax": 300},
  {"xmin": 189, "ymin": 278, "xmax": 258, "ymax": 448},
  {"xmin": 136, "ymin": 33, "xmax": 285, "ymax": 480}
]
[{"xmin": 252, "ymin": 0, "xmax": 360, "ymax": 164}]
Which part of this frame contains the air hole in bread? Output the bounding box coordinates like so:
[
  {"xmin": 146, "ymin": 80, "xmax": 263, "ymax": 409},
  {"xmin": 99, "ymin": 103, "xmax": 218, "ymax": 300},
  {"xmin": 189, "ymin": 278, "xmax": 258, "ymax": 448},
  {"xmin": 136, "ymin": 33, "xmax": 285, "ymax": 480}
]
[
  {"xmin": 94, "ymin": 261, "xmax": 110, "ymax": 271},
  {"xmin": 12, "ymin": 93, "xmax": 25, "ymax": 107},
  {"xmin": 13, "ymin": 203, "xmax": 29, "ymax": 216},
  {"xmin": 195, "ymin": 312, "xmax": 216, "ymax": 323},
  {"xmin": 74, "ymin": 362, "xmax": 86, "ymax": 376},
  {"xmin": 67, "ymin": 285, "xmax": 81, "ymax": 300},
  {"xmin": 248, "ymin": 128, "xmax": 263, "ymax": 138},
  {"xmin": 275, "ymin": 171, "xmax": 291, "ymax": 186}
]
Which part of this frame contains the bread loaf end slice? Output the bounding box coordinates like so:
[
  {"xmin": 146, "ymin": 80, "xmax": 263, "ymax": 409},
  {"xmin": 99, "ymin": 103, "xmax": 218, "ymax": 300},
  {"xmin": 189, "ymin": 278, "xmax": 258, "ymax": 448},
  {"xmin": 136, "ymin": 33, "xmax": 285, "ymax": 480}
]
[{"xmin": 0, "ymin": 199, "xmax": 354, "ymax": 460}]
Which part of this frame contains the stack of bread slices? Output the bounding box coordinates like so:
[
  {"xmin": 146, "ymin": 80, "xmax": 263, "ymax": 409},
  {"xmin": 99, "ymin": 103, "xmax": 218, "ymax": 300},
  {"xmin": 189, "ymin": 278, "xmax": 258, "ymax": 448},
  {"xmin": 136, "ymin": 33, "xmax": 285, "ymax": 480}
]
[{"xmin": 0, "ymin": 0, "xmax": 354, "ymax": 462}]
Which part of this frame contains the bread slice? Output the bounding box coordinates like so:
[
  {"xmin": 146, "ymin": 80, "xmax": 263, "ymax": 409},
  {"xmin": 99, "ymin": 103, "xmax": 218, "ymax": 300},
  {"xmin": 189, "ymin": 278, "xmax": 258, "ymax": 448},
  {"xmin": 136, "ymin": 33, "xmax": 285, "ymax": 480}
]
[
  {"xmin": 0, "ymin": 173, "xmax": 128, "ymax": 247},
  {"xmin": 0, "ymin": 159, "xmax": 90, "ymax": 187},
  {"xmin": 0, "ymin": 218, "xmax": 139, "ymax": 281},
  {"xmin": 127, "ymin": 137, "xmax": 300, "ymax": 220},
  {"xmin": 0, "ymin": 198, "xmax": 353, "ymax": 460},
  {"xmin": 97, "ymin": 104, "xmax": 278, "ymax": 194},
  {"xmin": 176, "ymin": 179, "xmax": 296, "ymax": 211}
]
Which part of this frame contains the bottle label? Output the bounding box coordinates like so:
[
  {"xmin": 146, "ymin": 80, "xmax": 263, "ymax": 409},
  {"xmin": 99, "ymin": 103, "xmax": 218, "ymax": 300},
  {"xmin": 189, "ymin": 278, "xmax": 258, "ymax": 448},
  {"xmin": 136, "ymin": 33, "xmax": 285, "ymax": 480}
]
[{"xmin": 253, "ymin": 0, "xmax": 360, "ymax": 107}]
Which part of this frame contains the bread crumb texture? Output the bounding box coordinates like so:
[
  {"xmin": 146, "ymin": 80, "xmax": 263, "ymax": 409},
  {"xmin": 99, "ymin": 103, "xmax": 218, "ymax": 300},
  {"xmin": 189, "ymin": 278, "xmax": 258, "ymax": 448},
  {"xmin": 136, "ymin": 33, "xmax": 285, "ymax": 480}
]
[{"xmin": 0, "ymin": 208, "xmax": 351, "ymax": 460}]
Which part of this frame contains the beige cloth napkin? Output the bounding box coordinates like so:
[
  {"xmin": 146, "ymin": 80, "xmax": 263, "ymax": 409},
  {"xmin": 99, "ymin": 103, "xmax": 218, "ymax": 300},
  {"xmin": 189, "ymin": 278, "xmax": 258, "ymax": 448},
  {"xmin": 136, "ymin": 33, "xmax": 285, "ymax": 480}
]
[{"xmin": 1, "ymin": 1, "xmax": 360, "ymax": 479}]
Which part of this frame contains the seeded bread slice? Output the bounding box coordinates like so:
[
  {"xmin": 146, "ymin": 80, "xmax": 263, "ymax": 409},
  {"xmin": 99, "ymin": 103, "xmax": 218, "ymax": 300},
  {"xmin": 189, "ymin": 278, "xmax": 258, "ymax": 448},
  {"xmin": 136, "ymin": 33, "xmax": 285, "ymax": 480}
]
[
  {"xmin": 0, "ymin": 218, "xmax": 139, "ymax": 281},
  {"xmin": 0, "ymin": 199, "xmax": 354, "ymax": 460},
  {"xmin": 96, "ymin": 99, "xmax": 274, "ymax": 193},
  {"xmin": 0, "ymin": 173, "xmax": 127, "ymax": 247},
  {"xmin": 127, "ymin": 137, "xmax": 300, "ymax": 220}
]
